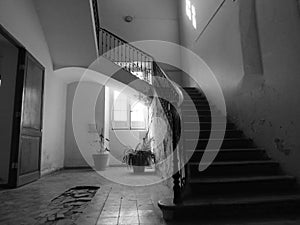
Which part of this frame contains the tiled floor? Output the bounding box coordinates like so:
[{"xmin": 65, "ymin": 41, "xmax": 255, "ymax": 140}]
[
  {"xmin": 0, "ymin": 169, "xmax": 171, "ymax": 225},
  {"xmin": 1, "ymin": 169, "xmax": 300, "ymax": 225}
]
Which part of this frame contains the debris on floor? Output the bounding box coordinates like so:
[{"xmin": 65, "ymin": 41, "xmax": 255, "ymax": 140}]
[{"xmin": 35, "ymin": 186, "xmax": 99, "ymax": 224}]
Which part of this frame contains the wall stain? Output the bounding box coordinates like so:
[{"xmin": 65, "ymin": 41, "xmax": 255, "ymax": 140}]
[{"xmin": 274, "ymin": 138, "xmax": 291, "ymax": 156}]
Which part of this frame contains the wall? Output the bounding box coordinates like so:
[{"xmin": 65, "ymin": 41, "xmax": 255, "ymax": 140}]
[
  {"xmin": 98, "ymin": 0, "xmax": 180, "ymax": 43},
  {"xmin": 0, "ymin": 35, "xmax": 19, "ymax": 184},
  {"xmin": 178, "ymin": 0, "xmax": 300, "ymax": 178},
  {"xmin": 229, "ymin": 0, "xmax": 300, "ymax": 178},
  {"xmin": 64, "ymin": 82, "xmax": 105, "ymax": 168},
  {"xmin": 0, "ymin": 0, "xmax": 66, "ymax": 176},
  {"xmin": 179, "ymin": 0, "xmax": 244, "ymax": 90}
]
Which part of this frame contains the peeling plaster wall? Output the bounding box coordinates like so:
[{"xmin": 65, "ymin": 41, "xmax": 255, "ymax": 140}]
[
  {"xmin": 179, "ymin": 0, "xmax": 300, "ymax": 178},
  {"xmin": 0, "ymin": 0, "xmax": 66, "ymax": 176},
  {"xmin": 228, "ymin": 0, "xmax": 300, "ymax": 178}
]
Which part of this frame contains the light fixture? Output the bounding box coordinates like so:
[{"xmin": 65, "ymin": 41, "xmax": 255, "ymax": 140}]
[{"xmin": 124, "ymin": 16, "xmax": 133, "ymax": 23}]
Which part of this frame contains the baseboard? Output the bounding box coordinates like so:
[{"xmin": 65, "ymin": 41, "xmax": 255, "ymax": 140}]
[
  {"xmin": 108, "ymin": 164, "xmax": 127, "ymax": 168},
  {"xmin": 63, "ymin": 166, "xmax": 93, "ymax": 170},
  {"xmin": 41, "ymin": 167, "xmax": 63, "ymax": 177}
]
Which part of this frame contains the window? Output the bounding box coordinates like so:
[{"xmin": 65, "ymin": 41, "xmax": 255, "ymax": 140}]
[
  {"xmin": 112, "ymin": 91, "xmax": 148, "ymax": 130},
  {"xmin": 186, "ymin": 0, "xmax": 197, "ymax": 29},
  {"xmin": 112, "ymin": 91, "xmax": 129, "ymax": 129}
]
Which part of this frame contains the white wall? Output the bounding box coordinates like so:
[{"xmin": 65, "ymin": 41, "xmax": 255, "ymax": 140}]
[
  {"xmin": 64, "ymin": 81, "xmax": 105, "ymax": 168},
  {"xmin": 178, "ymin": 0, "xmax": 300, "ymax": 178},
  {"xmin": 179, "ymin": 0, "xmax": 244, "ymax": 90},
  {"xmin": 0, "ymin": 0, "xmax": 66, "ymax": 176},
  {"xmin": 98, "ymin": 0, "xmax": 180, "ymax": 43}
]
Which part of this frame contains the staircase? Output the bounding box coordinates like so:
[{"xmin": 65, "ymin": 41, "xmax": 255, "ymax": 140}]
[
  {"xmin": 90, "ymin": 2, "xmax": 300, "ymax": 219},
  {"xmin": 158, "ymin": 87, "xmax": 300, "ymax": 221}
]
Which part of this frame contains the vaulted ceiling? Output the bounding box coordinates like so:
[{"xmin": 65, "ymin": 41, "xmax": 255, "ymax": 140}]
[{"xmin": 34, "ymin": 0, "xmax": 98, "ymax": 70}]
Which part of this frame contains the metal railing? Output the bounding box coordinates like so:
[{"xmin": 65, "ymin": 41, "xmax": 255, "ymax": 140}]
[{"xmin": 99, "ymin": 28, "xmax": 154, "ymax": 84}]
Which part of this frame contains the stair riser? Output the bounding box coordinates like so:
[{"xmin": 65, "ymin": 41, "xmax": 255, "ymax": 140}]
[
  {"xmin": 183, "ymin": 116, "xmax": 226, "ymax": 123},
  {"xmin": 182, "ymin": 110, "xmax": 212, "ymax": 116},
  {"xmin": 187, "ymin": 151, "xmax": 267, "ymax": 162},
  {"xmin": 185, "ymin": 139, "xmax": 254, "ymax": 149},
  {"xmin": 184, "ymin": 122, "xmax": 235, "ymax": 130},
  {"xmin": 162, "ymin": 200, "xmax": 300, "ymax": 221},
  {"xmin": 188, "ymin": 163, "xmax": 280, "ymax": 178},
  {"xmin": 183, "ymin": 131, "xmax": 244, "ymax": 141},
  {"xmin": 182, "ymin": 105, "xmax": 210, "ymax": 110},
  {"xmin": 189, "ymin": 180, "xmax": 297, "ymax": 196}
]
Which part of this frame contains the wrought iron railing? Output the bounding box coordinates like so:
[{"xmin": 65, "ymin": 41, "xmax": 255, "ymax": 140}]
[{"xmin": 99, "ymin": 28, "xmax": 153, "ymax": 84}]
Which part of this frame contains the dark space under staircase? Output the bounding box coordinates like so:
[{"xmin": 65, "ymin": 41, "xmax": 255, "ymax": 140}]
[{"xmin": 158, "ymin": 87, "xmax": 300, "ymax": 221}]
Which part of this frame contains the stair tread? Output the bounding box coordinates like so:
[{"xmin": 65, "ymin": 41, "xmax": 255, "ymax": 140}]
[
  {"xmin": 188, "ymin": 160, "xmax": 277, "ymax": 166},
  {"xmin": 159, "ymin": 193, "xmax": 300, "ymax": 208},
  {"xmin": 187, "ymin": 148, "xmax": 264, "ymax": 152},
  {"xmin": 185, "ymin": 138, "xmax": 250, "ymax": 141},
  {"xmin": 189, "ymin": 175, "xmax": 295, "ymax": 184}
]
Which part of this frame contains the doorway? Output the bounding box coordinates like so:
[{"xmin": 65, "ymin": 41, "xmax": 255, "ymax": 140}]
[{"xmin": 0, "ymin": 26, "xmax": 45, "ymax": 187}]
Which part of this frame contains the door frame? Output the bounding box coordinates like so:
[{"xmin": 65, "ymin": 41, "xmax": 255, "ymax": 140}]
[
  {"xmin": 11, "ymin": 50, "xmax": 45, "ymax": 187},
  {"xmin": 0, "ymin": 25, "xmax": 45, "ymax": 188}
]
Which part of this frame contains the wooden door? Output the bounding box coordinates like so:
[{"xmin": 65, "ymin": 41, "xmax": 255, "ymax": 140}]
[{"xmin": 10, "ymin": 50, "xmax": 45, "ymax": 187}]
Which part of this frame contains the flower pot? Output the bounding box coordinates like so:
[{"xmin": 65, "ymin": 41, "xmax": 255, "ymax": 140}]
[
  {"xmin": 133, "ymin": 165, "xmax": 145, "ymax": 173},
  {"xmin": 93, "ymin": 153, "xmax": 109, "ymax": 171}
]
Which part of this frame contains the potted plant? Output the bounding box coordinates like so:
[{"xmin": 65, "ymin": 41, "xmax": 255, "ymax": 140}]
[
  {"xmin": 92, "ymin": 128, "xmax": 110, "ymax": 171},
  {"xmin": 123, "ymin": 137, "xmax": 155, "ymax": 173}
]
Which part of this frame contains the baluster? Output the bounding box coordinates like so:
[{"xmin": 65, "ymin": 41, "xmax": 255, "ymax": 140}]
[
  {"xmin": 125, "ymin": 45, "xmax": 128, "ymax": 71},
  {"xmin": 146, "ymin": 57, "xmax": 149, "ymax": 83},
  {"xmin": 115, "ymin": 38, "xmax": 117, "ymax": 62},
  {"xmin": 128, "ymin": 46, "xmax": 130, "ymax": 72},
  {"xmin": 130, "ymin": 48, "xmax": 134, "ymax": 72},
  {"xmin": 106, "ymin": 33, "xmax": 109, "ymax": 58},
  {"xmin": 110, "ymin": 36, "xmax": 113, "ymax": 61},
  {"xmin": 172, "ymin": 104, "xmax": 181, "ymax": 204},
  {"xmin": 99, "ymin": 30, "xmax": 102, "ymax": 56},
  {"xmin": 111, "ymin": 36, "xmax": 114, "ymax": 61},
  {"xmin": 103, "ymin": 32, "xmax": 106, "ymax": 57},
  {"xmin": 118, "ymin": 40, "xmax": 121, "ymax": 66},
  {"xmin": 133, "ymin": 49, "xmax": 136, "ymax": 72},
  {"xmin": 138, "ymin": 52, "xmax": 141, "ymax": 72}
]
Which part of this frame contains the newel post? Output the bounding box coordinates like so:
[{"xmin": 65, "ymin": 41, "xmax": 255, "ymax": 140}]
[{"xmin": 171, "ymin": 103, "xmax": 182, "ymax": 204}]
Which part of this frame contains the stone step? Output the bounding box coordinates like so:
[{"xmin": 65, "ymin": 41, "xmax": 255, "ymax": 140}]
[
  {"xmin": 158, "ymin": 193, "xmax": 300, "ymax": 220},
  {"xmin": 181, "ymin": 109, "xmax": 214, "ymax": 116},
  {"xmin": 184, "ymin": 138, "xmax": 254, "ymax": 149},
  {"xmin": 187, "ymin": 175, "xmax": 297, "ymax": 196},
  {"xmin": 183, "ymin": 130, "xmax": 244, "ymax": 140},
  {"xmin": 183, "ymin": 115, "xmax": 227, "ymax": 123},
  {"xmin": 183, "ymin": 122, "xmax": 235, "ymax": 130},
  {"xmin": 186, "ymin": 148, "xmax": 268, "ymax": 162},
  {"xmin": 188, "ymin": 160, "xmax": 280, "ymax": 178},
  {"xmin": 182, "ymin": 104, "xmax": 210, "ymax": 111}
]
